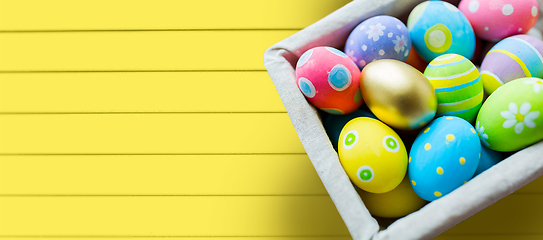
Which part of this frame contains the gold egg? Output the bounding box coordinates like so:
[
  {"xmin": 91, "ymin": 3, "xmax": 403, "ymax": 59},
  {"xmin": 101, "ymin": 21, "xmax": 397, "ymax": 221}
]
[{"xmin": 360, "ymin": 59, "xmax": 437, "ymax": 130}]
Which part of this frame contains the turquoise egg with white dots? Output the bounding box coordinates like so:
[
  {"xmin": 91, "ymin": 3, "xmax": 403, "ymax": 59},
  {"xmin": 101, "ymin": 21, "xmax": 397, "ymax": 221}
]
[
  {"xmin": 409, "ymin": 116, "xmax": 480, "ymax": 201},
  {"xmin": 295, "ymin": 47, "xmax": 363, "ymax": 115},
  {"xmin": 407, "ymin": 0, "xmax": 476, "ymax": 62}
]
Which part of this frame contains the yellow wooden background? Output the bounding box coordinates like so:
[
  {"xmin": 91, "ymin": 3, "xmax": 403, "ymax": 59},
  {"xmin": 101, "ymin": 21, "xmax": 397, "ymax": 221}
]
[{"xmin": 0, "ymin": 0, "xmax": 542, "ymax": 239}]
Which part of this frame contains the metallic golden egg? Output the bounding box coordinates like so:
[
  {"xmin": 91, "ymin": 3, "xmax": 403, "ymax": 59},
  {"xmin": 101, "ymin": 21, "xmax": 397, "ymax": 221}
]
[{"xmin": 360, "ymin": 59, "xmax": 437, "ymax": 130}]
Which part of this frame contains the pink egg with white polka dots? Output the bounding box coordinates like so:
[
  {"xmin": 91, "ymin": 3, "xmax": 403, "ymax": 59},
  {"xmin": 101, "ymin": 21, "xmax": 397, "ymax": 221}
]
[
  {"xmin": 459, "ymin": 0, "xmax": 539, "ymax": 41},
  {"xmin": 295, "ymin": 46, "xmax": 363, "ymax": 115}
]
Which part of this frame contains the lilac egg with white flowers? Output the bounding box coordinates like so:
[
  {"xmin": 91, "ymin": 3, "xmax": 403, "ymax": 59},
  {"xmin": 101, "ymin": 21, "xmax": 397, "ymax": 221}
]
[{"xmin": 345, "ymin": 15, "xmax": 411, "ymax": 69}]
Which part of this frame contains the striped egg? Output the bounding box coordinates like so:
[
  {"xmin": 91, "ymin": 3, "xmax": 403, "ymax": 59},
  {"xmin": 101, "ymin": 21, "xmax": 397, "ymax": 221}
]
[
  {"xmin": 424, "ymin": 54, "xmax": 483, "ymax": 122},
  {"xmin": 480, "ymin": 34, "xmax": 543, "ymax": 95}
]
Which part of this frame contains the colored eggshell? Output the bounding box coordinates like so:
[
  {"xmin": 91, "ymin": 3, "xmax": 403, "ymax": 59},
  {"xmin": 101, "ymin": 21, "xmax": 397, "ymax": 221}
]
[
  {"xmin": 474, "ymin": 145, "xmax": 503, "ymax": 176},
  {"xmin": 296, "ymin": 47, "xmax": 363, "ymax": 115},
  {"xmin": 409, "ymin": 116, "xmax": 481, "ymax": 201},
  {"xmin": 345, "ymin": 15, "xmax": 411, "ymax": 69},
  {"xmin": 459, "ymin": 0, "xmax": 538, "ymax": 41},
  {"xmin": 424, "ymin": 54, "xmax": 483, "ymax": 122},
  {"xmin": 323, "ymin": 109, "xmax": 376, "ymax": 150},
  {"xmin": 475, "ymin": 78, "xmax": 543, "ymax": 152},
  {"xmin": 361, "ymin": 59, "xmax": 437, "ymax": 130},
  {"xmin": 405, "ymin": 45, "xmax": 429, "ymax": 73},
  {"xmin": 338, "ymin": 117, "xmax": 407, "ymax": 193},
  {"xmin": 356, "ymin": 176, "xmax": 427, "ymax": 218},
  {"xmin": 407, "ymin": 1, "xmax": 476, "ymax": 62},
  {"xmin": 476, "ymin": 41, "xmax": 497, "ymax": 65},
  {"xmin": 480, "ymin": 35, "xmax": 543, "ymax": 95}
]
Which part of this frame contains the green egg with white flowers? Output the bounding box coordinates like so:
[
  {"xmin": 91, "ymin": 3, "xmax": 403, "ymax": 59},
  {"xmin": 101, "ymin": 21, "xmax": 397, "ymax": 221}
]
[{"xmin": 475, "ymin": 78, "xmax": 543, "ymax": 152}]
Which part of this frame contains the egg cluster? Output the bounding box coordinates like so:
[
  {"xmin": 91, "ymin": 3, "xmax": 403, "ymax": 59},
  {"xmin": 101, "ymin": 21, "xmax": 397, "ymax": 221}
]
[{"xmin": 294, "ymin": 0, "xmax": 543, "ymax": 218}]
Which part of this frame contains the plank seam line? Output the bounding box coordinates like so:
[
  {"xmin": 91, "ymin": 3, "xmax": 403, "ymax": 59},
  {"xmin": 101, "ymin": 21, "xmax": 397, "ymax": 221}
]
[
  {"xmin": 0, "ymin": 235, "xmax": 350, "ymax": 238},
  {"xmin": 0, "ymin": 194, "xmax": 328, "ymax": 197},
  {"xmin": 0, "ymin": 28, "xmax": 302, "ymax": 33},
  {"xmin": 0, "ymin": 70, "xmax": 267, "ymax": 73},
  {"xmin": 0, "ymin": 153, "xmax": 307, "ymax": 156},
  {"xmin": 0, "ymin": 112, "xmax": 287, "ymax": 115}
]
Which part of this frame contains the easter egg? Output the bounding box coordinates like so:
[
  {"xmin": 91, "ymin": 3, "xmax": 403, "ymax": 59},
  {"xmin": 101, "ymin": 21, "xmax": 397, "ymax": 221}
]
[
  {"xmin": 407, "ymin": 0, "xmax": 476, "ymax": 62},
  {"xmin": 477, "ymin": 41, "xmax": 498, "ymax": 65},
  {"xmin": 361, "ymin": 59, "xmax": 437, "ymax": 130},
  {"xmin": 424, "ymin": 54, "xmax": 483, "ymax": 122},
  {"xmin": 459, "ymin": 0, "xmax": 538, "ymax": 41},
  {"xmin": 356, "ymin": 176, "xmax": 427, "ymax": 218},
  {"xmin": 323, "ymin": 109, "xmax": 376, "ymax": 150},
  {"xmin": 475, "ymin": 78, "xmax": 543, "ymax": 151},
  {"xmin": 338, "ymin": 117, "xmax": 407, "ymax": 193},
  {"xmin": 409, "ymin": 116, "xmax": 481, "ymax": 201},
  {"xmin": 295, "ymin": 46, "xmax": 363, "ymax": 114},
  {"xmin": 474, "ymin": 145, "xmax": 503, "ymax": 176},
  {"xmin": 345, "ymin": 15, "xmax": 411, "ymax": 69},
  {"xmin": 405, "ymin": 45, "xmax": 428, "ymax": 72},
  {"xmin": 480, "ymin": 35, "xmax": 543, "ymax": 95}
]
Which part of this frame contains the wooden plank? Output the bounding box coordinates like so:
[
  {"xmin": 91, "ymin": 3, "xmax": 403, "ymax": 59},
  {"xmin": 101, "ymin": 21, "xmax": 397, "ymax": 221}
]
[
  {"xmin": 514, "ymin": 176, "xmax": 543, "ymax": 194},
  {"xmin": 443, "ymin": 194, "xmax": 543, "ymax": 235},
  {"xmin": 0, "ymin": 154, "xmax": 326, "ymax": 195},
  {"xmin": 0, "ymin": 72, "xmax": 286, "ymax": 113},
  {"xmin": 436, "ymin": 235, "xmax": 543, "ymax": 240},
  {"xmin": 0, "ymin": 0, "xmax": 351, "ymax": 31},
  {"xmin": 0, "ymin": 196, "xmax": 350, "ymax": 236},
  {"xmin": 0, "ymin": 114, "xmax": 305, "ymax": 154},
  {"xmin": 0, "ymin": 31, "xmax": 295, "ymax": 71},
  {"xmin": 0, "ymin": 238, "xmax": 352, "ymax": 240}
]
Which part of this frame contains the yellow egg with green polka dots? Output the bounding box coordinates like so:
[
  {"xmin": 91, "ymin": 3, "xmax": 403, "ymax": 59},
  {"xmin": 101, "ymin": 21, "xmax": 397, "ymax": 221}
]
[
  {"xmin": 408, "ymin": 116, "xmax": 480, "ymax": 201},
  {"xmin": 338, "ymin": 117, "xmax": 408, "ymax": 193}
]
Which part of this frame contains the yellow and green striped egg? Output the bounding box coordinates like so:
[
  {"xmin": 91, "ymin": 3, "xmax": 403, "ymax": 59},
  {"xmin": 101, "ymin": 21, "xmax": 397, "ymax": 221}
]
[{"xmin": 423, "ymin": 54, "xmax": 483, "ymax": 122}]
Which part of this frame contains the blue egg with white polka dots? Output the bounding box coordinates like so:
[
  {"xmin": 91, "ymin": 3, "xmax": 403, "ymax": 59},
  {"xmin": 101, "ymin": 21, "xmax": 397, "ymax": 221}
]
[
  {"xmin": 345, "ymin": 15, "xmax": 411, "ymax": 69},
  {"xmin": 408, "ymin": 116, "xmax": 480, "ymax": 201}
]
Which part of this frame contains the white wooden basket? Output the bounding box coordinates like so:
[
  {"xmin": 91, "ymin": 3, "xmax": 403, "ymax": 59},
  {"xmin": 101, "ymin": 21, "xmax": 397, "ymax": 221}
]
[{"xmin": 264, "ymin": 0, "xmax": 543, "ymax": 239}]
